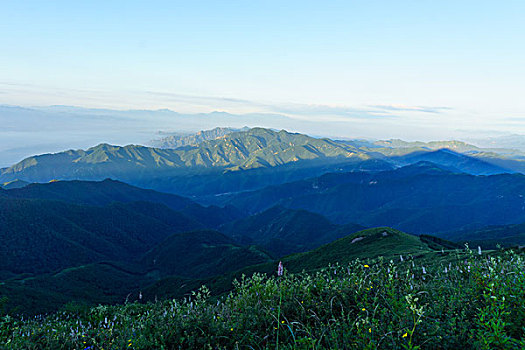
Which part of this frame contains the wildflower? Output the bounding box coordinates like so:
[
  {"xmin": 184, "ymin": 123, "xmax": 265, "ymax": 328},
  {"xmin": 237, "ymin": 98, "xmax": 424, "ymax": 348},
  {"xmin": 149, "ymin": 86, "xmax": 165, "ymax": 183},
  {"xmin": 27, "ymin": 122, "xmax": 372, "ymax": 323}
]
[
  {"xmin": 277, "ymin": 261, "xmax": 284, "ymax": 276},
  {"xmin": 361, "ymin": 308, "xmax": 366, "ymax": 311},
  {"xmin": 400, "ymin": 255, "xmax": 404, "ymax": 262},
  {"xmin": 369, "ymin": 328, "xmax": 372, "ymax": 333},
  {"xmin": 478, "ymin": 246, "xmax": 482, "ymax": 255},
  {"xmin": 364, "ymin": 264, "xmax": 370, "ymax": 268},
  {"xmin": 281, "ymin": 320, "xmax": 285, "ymax": 324},
  {"xmin": 422, "ymin": 266, "xmax": 426, "ymax": 274},
  {"xmin": 230, "ymin": 328, "xmax": 234, "ymax": 331},
  {"xmin": 402, "ymin": 332, "xmax": 408, "ymax": 338}
]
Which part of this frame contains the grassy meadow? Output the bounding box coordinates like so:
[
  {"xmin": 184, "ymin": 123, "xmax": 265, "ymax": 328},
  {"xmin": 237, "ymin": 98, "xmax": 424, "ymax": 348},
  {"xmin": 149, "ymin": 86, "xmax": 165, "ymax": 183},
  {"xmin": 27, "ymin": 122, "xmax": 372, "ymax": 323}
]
[{"xmin": 1, "ymin": 247, "xmax": 523, "ymax": 349}]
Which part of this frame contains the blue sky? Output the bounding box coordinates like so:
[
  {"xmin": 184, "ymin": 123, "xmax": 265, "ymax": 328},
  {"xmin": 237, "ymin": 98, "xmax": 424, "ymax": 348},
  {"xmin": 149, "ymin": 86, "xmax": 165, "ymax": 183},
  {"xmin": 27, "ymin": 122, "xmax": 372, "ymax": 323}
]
[{"xmin": 1, "ymin": 0, "xmax": 524, "ymax": 142}]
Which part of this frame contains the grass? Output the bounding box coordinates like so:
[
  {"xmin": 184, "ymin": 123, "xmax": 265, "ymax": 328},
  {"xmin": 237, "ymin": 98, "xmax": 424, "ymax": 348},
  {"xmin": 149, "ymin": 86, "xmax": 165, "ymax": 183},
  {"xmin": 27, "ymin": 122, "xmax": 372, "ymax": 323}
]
[{"xmin": 0, "ymin": 247, "xmax": 523, "ymax": 349}]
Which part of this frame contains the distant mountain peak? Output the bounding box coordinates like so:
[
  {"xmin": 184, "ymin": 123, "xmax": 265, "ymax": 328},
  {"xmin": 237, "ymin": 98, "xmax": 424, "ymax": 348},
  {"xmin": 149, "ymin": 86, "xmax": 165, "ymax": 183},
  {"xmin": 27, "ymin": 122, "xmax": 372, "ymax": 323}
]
[{"xmin": 0, "ymin": 127, "xmax": 369, "ymax": 184}]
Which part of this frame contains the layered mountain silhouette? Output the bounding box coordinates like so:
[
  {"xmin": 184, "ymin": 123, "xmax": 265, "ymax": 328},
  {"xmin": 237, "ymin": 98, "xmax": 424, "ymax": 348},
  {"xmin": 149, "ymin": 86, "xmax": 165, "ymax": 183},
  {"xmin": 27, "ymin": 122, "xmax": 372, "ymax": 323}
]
[
  {"xmin": 2, "ymin": 127, "xmax": 521, "ymax": 198},
  {"xmin": 220, "ymin": 162, "xmax": 525, "ymax": 233},
  {"xmin": 2, "ymin": 127, "xmax": 525, "ymax": 315}
]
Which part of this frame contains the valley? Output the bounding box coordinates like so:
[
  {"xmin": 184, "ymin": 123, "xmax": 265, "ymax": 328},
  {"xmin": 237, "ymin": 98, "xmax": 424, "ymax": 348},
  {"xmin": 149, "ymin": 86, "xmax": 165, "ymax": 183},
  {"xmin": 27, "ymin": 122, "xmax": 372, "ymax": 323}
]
[{"xmin": 0, "ymin": 127, "xmax": 523, "ymax": 349}]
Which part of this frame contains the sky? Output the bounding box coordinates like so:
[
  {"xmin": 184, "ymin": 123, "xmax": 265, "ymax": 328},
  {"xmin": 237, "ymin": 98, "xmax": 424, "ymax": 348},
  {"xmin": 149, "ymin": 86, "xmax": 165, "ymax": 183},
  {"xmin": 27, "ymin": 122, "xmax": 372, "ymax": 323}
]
[{"xmin": 0, "ymin": 0, "xmax": 524, "ymax": 156}]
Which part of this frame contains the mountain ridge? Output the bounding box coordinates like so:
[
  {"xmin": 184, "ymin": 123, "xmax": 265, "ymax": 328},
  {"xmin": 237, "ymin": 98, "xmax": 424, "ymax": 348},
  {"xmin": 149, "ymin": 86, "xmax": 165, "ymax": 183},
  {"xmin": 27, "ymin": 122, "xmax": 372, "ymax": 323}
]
[{"xmin": 0, "ymin": 128, "xmax": 368, "ymax": 184}]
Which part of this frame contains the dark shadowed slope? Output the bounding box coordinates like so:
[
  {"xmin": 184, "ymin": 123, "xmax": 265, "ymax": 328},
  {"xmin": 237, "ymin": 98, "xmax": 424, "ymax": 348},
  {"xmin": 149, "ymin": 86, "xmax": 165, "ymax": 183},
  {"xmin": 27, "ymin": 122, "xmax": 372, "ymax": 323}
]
[
  {"xmin": 5, "ymin": 178, "xmax": 193, "ymax": 210},
  {"xmin": 0, "ymin": 197, "xmax": 203, "ymax": 277},
  {"xmin": 392, "ymin": 149, "xmax": 512, "ymax": 175},
  {"xmin": 4, "ymin": 179, "xmax": 243, "ymax": 227},
  {"xmin": 223, "ymin": 162, "xmax": 525, "ymax": 233},
  {"xmin": 141, "ymin": 230, "xmax": 272, "ymax": 279},
  {"xmin": 441, "ymin": 223, "xmax": 525, "ymax": 248},
  {"xmin": 220, "ymin": 206, "xmax": 364, "ymax": 257}
]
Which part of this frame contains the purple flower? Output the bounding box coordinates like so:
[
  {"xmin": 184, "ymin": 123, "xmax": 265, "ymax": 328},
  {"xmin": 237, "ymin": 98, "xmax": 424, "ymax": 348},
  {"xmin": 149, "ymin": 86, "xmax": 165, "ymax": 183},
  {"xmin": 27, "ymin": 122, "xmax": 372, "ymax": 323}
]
[{"xmin": 277, "ymin": 261, "xmax": 284, "ymax": 276}]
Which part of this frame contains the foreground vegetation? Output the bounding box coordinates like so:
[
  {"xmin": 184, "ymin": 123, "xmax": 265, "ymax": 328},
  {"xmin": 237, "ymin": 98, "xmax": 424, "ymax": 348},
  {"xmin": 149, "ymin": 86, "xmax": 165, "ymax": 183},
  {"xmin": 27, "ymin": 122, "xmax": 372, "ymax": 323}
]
[{"xmin": 1, "ymin": 247, "xmax": 523, "ymax": 349}]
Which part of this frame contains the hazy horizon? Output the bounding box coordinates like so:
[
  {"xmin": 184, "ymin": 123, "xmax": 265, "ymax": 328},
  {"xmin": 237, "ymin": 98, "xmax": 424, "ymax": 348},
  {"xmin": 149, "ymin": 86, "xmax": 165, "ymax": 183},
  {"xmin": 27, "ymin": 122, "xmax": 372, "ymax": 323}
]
[
  {"xmin": 1, "ymin": 103, "xmax": 524, "ymax": 169},
  {"xmin": 1, "ymin": 1, "xmax": 524, "ymax": 166}
]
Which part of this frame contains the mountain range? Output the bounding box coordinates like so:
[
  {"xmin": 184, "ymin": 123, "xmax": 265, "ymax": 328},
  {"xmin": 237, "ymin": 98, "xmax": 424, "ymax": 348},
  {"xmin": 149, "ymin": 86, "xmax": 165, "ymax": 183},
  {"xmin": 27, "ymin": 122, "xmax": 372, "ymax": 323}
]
[
  {"xmin": 214, "ymin": 161, "xmax": 525, "ymax": 233},
  {"xmin": 2, "ymin": 127, "xmax": 525, "ymax": 198},
  {"xmin": 1, "ymin": 126, "xmax": 525, "ymax": 315}
]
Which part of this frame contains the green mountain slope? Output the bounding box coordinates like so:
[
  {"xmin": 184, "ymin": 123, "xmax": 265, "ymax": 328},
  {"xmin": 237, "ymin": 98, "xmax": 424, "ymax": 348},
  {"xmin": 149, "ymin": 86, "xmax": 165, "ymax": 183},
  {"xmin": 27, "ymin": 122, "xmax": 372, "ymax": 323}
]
[
  {"xmin": 1, "ymin": 225, "xmax": 456, "ymax": 315},
  {"xmin": 282, "ymin": 227, "xmax": 435, "ymax": 272},
  {"xmin": 0, "ymin": 128, "xmax": 369, "ymax": 184},
  {"xmin": 1, "ymin": 128, "xmax": 523, "ymax": 200},
  {"xmin": 143, "ymin": 227, "xmax": 457, "ymax": 302}
]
